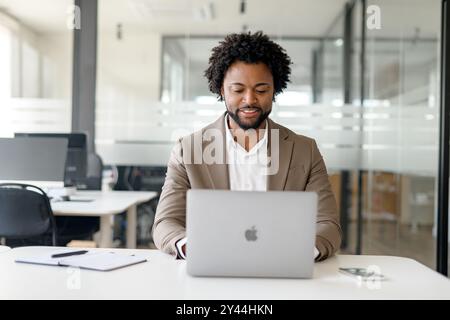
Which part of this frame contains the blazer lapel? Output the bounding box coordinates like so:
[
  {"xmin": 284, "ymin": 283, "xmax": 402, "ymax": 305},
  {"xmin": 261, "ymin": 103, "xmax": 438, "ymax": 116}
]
[
  {"xmin": 203, "ymin": 113, "xmax": 230, "ymax": 190},
  {"xmin": 206, "ymin": 163, "xmax": 230, "ymax": 189},
  {"xmin": 201, "ymin": 114, "xmax": 295, "ymax": 191},
  {"xmin": 267, "ymin": 119, "xmax": 294, "ymax": 191}
]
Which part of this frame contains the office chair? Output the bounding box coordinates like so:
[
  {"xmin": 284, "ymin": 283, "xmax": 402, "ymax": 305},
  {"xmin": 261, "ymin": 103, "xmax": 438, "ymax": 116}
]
[
  {"xmin": 0, "ymin": 183, "xmax": 57, "ymax": 247},
  {"xmin": 85, "ymin": 153, "xmax": 104, "ymax": 190},
  {"xmin": 111, "ymin": 166, "xmax": 162, "ymax": 245},
  {"xmin": 56, "ymin": 153, "xmax": 103, "ymax": 246}
]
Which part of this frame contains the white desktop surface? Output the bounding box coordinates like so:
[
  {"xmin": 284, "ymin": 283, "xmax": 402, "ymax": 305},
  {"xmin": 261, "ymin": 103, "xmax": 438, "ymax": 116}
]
[
  {"xmin": 1, "ymin": 246, "xmax": 450, "ymax": 300},
  {"xmin": 0, "ymin": 246, "xmax": 10, "ymax": 253},
  {"xmin": 51, "ymin": 191, "xmax": 156, "ymax": 248}
]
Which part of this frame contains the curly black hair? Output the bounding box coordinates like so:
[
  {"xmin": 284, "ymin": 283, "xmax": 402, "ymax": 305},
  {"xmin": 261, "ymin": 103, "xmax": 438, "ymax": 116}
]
[{"xmin": 204, "ymin": 31, "xmax": 292, "ymax": 101}]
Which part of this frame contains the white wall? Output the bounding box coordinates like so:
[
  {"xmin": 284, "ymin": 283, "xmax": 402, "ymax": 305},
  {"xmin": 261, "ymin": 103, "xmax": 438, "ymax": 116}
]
[
  {"xmin": 0, "ymin": 10, "xmax": 72, "ymax": 99},
  {"xmin": 97, "ymin": 31, "xmax": 161, "ymax": 103},
  {"xmin": 37, "ymin": 33, "xmax": 73, "ymax": 99}
]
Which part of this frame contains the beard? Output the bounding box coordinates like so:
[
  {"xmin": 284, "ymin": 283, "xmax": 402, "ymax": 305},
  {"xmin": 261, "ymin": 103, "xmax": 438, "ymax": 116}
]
[{"xmin": 225, "ymin": 104, "xmax": 271, "ymax": 130}]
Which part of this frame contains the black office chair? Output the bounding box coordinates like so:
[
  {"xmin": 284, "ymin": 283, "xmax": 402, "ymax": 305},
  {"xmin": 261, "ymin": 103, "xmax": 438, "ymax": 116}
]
[
  {"xmin": 56, "ymin": 153, "xmax": 103, "ymax": 246},
  {"xmin": 0, "ymin": 183, "xmax": 57, "ymax": 247},
  {"xmin": 115, "ymin": 166, "xmax": 164, "ymax": 246},
  {"xmin": 85, "ymin": 153, "xmax": 104, "ymax": 190}
]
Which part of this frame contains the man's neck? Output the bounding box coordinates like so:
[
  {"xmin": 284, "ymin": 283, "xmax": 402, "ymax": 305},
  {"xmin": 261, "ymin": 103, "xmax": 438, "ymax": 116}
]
[{"xmin": 227, "ymin": 116, "xmax": 267, "ymax": 152}]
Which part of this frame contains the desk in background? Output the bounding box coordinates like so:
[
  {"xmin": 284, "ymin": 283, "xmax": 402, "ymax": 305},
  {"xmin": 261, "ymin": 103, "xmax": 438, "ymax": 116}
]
[
  {"xmin": 1, "ymin": 246, "xmax": 449, "ymax": 299},
  {"xmin": 51, "ymin": 191, "xmax": 157, "ymax": 248}
]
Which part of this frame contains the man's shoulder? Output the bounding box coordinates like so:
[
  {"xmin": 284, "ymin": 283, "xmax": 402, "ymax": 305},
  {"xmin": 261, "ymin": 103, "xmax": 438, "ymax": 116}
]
[
  {"xmin": 269, "ymin": 118, "xmax": 315, "ymax": 145},
  {"xmin": 176, "ymin": 113, "xmax": 225, "ymax": 146}
]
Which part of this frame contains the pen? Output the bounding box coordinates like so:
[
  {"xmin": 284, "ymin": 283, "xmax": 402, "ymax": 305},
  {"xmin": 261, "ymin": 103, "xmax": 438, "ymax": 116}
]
[{"xmin": 51, "ymin": 250, "xmax": 88, "ymax": 258}]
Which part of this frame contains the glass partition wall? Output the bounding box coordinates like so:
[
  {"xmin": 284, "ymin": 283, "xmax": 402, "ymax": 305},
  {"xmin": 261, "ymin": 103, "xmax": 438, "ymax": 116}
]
[
  {"xmin": 356, "ymin": 0, "xmax": 441, "ymax": 270},
  {"xmin": 95, "ymin": 0, "xmax": 446, "ymax": 271}
]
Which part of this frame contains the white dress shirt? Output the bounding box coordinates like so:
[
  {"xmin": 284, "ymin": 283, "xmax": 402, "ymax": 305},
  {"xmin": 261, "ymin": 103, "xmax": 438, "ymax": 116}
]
[
  {"xmin": 226, "ymin": 117, "xmax": 268, "ymax": 192},
  {"xmin": 176, "ymin": 116, "xmax": 319, "ymax": 260}
]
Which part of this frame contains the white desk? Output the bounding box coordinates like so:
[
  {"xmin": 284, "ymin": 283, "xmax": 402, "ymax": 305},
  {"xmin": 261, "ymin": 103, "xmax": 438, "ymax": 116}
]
[
  {"xmin": 51, "ymin": 191, "xmax": 156, "ymax": 248},
  {"xmin": 0, "ymin": 246, "xmax": 10, "ymax": 253},
  {"xmin": 1, "ymin": 246, "xmax": 450, "ymax": 300}
]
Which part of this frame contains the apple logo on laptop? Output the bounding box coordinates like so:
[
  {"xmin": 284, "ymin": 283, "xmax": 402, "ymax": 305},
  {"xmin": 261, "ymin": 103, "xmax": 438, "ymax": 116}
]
[{"xmin": 245, "ymin": 226, "xmax": 258, "ymax": 241}]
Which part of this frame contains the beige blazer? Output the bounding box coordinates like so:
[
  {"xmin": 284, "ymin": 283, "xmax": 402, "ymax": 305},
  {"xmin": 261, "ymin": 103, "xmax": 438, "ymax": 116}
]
[{"xmin": 152, "ymin": 113, "xmax": 342, "ymax": 260}]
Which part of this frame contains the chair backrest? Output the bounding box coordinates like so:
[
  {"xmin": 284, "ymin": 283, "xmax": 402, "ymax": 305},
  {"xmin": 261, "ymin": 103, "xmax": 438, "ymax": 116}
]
[
  {"xmin": 87, "ymin": 153, "xmax": 103, "ymax": 178},
  {"xmin": 86, "ymin": 153, "xmax": 103, "ymax": 190},
  {"xmin": 77, "ymin": 153, "xmax": 103, "ymax": 191},
  {"xmin": 0, "ymin": 183, "xmax": 57, "ymax": 245}
]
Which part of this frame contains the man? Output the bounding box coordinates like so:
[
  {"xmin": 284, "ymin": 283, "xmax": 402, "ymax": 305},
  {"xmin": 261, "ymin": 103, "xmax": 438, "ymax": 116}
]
[{"xmin": 152, "ymin": 31, "xmax": 341, "ymax": 261}]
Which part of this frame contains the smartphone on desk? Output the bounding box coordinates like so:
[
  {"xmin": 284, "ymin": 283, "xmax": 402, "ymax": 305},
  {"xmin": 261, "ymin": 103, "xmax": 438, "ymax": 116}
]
[{"xmin": 339, "ymin": 267, "xmax": 387, "ymax": 281}]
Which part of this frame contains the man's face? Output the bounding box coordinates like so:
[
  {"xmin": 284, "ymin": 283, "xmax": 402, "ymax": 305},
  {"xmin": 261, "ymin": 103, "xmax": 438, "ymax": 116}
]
[{"xmin": 221, "ymin": 61, "xmax": 274, "ymax": 130}]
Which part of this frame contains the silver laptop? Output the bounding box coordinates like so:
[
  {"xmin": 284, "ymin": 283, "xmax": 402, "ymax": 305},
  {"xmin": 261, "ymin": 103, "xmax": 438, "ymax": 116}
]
[{"xmin": 186, "ymin": 190, "xmax": 317, "ymax": 278}]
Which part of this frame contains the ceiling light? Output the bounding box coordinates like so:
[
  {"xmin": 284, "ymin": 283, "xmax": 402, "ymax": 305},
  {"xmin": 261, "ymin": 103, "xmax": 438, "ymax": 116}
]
[{"xmin": 240, "ymin": 0, "xmax": 246, "ymax": 14}]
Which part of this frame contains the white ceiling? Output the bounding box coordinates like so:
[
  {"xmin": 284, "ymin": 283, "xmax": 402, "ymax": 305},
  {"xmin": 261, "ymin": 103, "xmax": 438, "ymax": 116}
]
[
  {"xmin": 0, "ymin": 0, "xmax": 440, "ymax": 38},
  {"xmin": 0, "ymin": 0, "xmax": 73, "ymax": 34},
  {"xmin": 98, "ymin": 0, "xmax": 349, "ymax": 36}
]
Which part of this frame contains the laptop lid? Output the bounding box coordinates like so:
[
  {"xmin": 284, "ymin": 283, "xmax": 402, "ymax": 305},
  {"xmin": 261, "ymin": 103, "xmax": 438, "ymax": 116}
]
[{"xmin": 186, "ymin": 190, "xmax": 317, "ymax": 278}]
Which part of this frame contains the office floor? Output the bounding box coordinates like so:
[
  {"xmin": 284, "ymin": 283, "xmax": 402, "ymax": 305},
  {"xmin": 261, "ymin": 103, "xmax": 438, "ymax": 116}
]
[{"xmin": 340, "ymin": 220, "xmax": 447, "ymax": 272}]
